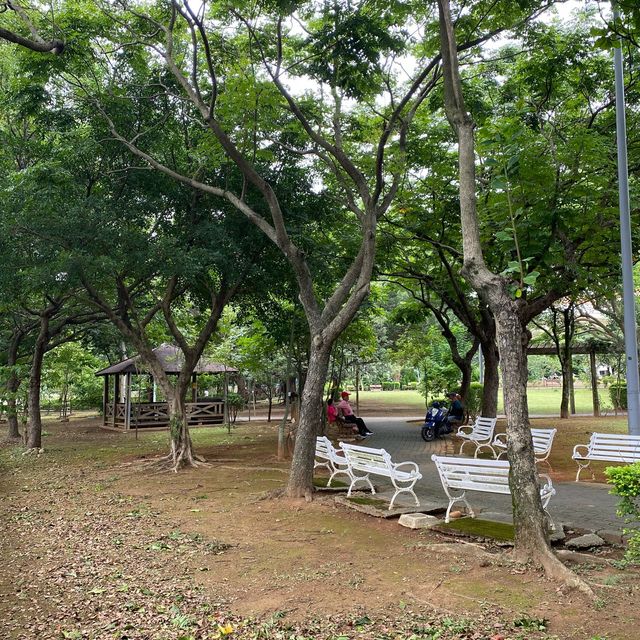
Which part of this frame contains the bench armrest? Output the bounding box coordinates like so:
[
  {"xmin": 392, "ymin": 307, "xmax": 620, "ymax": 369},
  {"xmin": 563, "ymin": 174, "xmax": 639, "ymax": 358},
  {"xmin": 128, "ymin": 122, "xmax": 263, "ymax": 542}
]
[
  {"xmin": 492, "ymin": 433, "xmax": 508, "ymax": 447},
  {"xmin": 393, "ymin": 461, "xmax": 420, "ymax": 475},
  {"xmin": 456, "ymin": 425, "xmax": 473, "ymax": 437},
  {"xmin": 572, "ymin": 444, "xmax": 589, "ymax": 459}
]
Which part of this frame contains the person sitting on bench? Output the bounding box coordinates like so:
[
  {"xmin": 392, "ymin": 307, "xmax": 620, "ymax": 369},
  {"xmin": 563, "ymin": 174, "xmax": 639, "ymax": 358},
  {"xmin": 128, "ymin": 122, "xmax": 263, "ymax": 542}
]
[
  {"xmin": 337, "ymin": 391, "xmax": 373, "ymax": 438},
  {"xmin": 446, "ymin": 391, "xmax": 465, "ymax": 428}
]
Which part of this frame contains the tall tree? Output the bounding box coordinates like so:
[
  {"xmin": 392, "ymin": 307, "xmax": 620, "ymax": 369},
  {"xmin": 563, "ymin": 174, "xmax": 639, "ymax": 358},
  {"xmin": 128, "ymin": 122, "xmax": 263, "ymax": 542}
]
[{"xmin": 437, "ymin": 0, "xmax": 591, "ymax": 593}]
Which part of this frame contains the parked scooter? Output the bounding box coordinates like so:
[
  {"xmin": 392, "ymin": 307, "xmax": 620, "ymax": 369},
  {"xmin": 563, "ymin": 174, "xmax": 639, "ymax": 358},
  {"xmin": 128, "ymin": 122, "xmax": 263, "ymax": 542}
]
[{"xmin": 421, "ymin": 401, "xmax": 453, "ymax": 442}]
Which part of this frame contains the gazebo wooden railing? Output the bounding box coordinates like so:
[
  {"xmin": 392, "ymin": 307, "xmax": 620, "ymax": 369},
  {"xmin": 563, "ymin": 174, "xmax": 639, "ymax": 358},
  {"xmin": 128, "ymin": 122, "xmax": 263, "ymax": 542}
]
[
  {"xmin": 96, "ymin": 344, "xmax": 238, "ymax": 432},
  {"xmin": 105, "ymin": 400, "xmax": 225, "ymax": 429}
]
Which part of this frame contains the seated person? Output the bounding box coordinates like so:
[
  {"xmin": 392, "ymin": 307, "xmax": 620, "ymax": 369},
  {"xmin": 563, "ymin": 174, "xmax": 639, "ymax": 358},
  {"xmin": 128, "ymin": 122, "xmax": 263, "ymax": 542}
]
[
  {"xmin": 446, "ymin": 392, "xmax": 465, "ymax": 427},
  {"xmin": 337, "ymin": 391, "xmax": 373, "ymax": 437}
]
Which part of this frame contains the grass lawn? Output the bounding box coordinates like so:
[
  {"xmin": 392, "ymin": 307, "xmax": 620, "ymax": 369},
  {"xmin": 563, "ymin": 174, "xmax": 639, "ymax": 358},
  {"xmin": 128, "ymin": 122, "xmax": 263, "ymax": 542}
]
[{"xmin": 356, "ymin": 387, "xmax": 614, "ymax": 416}]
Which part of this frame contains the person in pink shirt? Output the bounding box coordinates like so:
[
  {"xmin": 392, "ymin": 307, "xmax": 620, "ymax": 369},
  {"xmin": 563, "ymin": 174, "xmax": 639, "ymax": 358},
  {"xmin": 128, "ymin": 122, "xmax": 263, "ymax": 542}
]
[{"xmin": 337, "ymin": 391, "xmax": 373, "ymax": 437}]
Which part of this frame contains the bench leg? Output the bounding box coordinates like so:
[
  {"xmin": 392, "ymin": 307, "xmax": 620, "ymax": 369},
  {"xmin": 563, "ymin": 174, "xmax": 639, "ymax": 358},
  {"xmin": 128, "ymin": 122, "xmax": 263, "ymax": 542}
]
[
  {"xmin": 474, "ymin": 443, "xmax": 496, "ymax": 458},
  {"xmin": 459, "ymin": 440, "xmax": 470, "ymax": 455},
  {"xmin": 575, "ymin": 460, "xmax": 590, "ymax": 482},
  {"xmin": 346, "ymin": 472, "xmax": 375, "ymax": 497},
  {"xmin": 389, "ymin": 486, "xmax": 420, "ymax": 510}
]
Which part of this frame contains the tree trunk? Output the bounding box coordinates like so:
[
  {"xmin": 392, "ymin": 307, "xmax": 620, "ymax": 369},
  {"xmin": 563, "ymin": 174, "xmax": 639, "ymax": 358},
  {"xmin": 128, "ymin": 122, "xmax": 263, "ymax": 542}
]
[
  {"xmin": 6, "ymin": 374, "xmax": 21, "ymax": 439},
  {"xmin": 560, "ymin": 354, "xmax": 571, "ymax": 419},
  {"xmin": 494, "ymin": 306, "xmax": 549, "ymax": 555},
  {"xmin": 167, "ymin": 392, "xmax": 195, "ymax": 470},
  {"xmin": 27, "ymin": 316, "xmax": 49, "ymax": 450},
  {"xmin": 437, "ymin": 0, "xmax": 592, "ymax": 593},
  {"xmin": 590, "ymin": 350, "xmax": 601, "ymax": 417},
  {"xmin": 286, "ymin": 345, "xmax": 331, "ymax": 498},
  {"xmin": 480, "ymin": 338, "xmax": 500, "ymax": 418}
]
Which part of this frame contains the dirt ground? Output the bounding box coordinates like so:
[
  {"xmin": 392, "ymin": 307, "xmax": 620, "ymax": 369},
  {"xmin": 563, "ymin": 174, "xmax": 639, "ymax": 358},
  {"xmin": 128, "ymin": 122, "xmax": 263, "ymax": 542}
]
[{"xmin": 1, "ymin": 412, "xmax": 639, "ymax": 640}]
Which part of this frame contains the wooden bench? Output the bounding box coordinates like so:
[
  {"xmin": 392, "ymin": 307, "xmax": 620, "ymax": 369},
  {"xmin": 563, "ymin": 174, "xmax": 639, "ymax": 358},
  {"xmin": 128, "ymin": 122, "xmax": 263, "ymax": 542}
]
[
  {"xmin": 431, "ymin": 454, "xmax": 556, "ymax": 523},
  {"xmin": 314, "ymin": 436, "xmax": 350, "ymax": 486},
  {"xmin": 572, "ymin": 433, "xmax": 640, "ymax": 481},
  {"xmin": 456, "ymin": 417, "xmax": 498, "ymax": 457},
  {"xmin": 339, "ymin": 442, "xmax": 422, "ymax": 509},
  {"xmin": 369, "ymin": 384, "xmax": 383, "ymax": 392},
  {"xmin": 493, "ymin": 428, "xmax": 557, "ymax": 467}
]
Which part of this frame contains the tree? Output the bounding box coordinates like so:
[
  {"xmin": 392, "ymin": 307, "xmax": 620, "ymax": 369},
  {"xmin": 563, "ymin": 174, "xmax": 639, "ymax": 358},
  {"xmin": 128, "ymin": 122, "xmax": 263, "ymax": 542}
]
[
  {"xmin": 0, "ymin": 2, "xmax": 64, "ymax": 53},
  {"xmin": 437, "ymin": 0, "xmax": 592, "ymax": 593}
]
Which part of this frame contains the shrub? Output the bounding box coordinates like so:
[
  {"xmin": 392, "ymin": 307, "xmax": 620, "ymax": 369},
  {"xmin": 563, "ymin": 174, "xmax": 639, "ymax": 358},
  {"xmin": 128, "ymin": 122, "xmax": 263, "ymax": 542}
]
[
  {"xmin": 382, "ymin": 381, "xmax": 399, "ymax": 391},
  {"xmin": 605, "ymin": 462, "xmax": 640, "ymax": 565},
  {"xmin": 226, "ymin": 392, "xmax": 245, "ymax": 423},
  {"xmin": 406, "ymin": 381, "xmax": 418, "ymax": 390},
  {"xmin": 609, "ymin": 382, "xmax": 627, "ymax": 410},
  {"xmin": 466, "ymin": 382, "xmax": 484, "ymax": 420}
]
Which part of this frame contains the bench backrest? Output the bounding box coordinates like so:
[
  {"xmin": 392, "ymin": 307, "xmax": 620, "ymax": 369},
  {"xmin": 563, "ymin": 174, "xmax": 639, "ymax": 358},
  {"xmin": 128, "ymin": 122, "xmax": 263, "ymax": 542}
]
[
  {"xmin": 340, "ymin": 442, "xmax": 392, "ymax": 474},
  {"xmin": 470, "ymin": 416, "xmax": 497, "ymax": 440},
  {"xmin": 316, "ymin": 435, "xmax": 339, "ymax": 460},
  {"xmin": 431, "ymin": 454, "xmax": 510, "ymax": 494},
  {"xmin": 588, "ymin": 433, "xmax": 640, "ymax": 462},
  {"xmin": 531, "ymin": 428, "xmax": 557, "ymax": 454}
]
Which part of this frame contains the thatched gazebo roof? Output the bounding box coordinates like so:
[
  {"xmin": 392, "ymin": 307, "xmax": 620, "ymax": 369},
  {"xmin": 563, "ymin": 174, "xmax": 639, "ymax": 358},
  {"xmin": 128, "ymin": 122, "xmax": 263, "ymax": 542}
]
[{"xmin": 95, "ymin": 344, "xmax": 238, "ymax": 376}]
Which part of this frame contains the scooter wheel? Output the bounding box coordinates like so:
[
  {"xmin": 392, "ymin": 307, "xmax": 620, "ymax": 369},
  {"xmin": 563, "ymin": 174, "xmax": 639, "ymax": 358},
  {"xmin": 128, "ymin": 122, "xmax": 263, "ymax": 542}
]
[{"xmin": 421, "ymin": 426, "xmax": 435, "ymax": 442}]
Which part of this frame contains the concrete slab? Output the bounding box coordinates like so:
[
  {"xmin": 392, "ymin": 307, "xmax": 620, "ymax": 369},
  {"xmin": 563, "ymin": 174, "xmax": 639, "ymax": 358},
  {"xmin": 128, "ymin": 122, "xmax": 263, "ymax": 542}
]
[{"xmin": 398, "ymin": 513, "xmax": 441, "ymax": 529}]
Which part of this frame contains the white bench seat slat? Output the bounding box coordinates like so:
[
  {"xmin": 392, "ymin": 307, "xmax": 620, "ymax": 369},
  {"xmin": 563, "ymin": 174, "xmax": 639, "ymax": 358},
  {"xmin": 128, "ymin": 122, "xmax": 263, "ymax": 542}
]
[
  {"xmin": 340, "ymin": 442, "xmax": 422, "ymax": 510},
  {"xmin": 432, "ymin": 454, "xmax": 555, "ymax": 523},
  {"xmin": 456, "ymin": 417, "xmax": 498, "ymax": 457},
  {"xmin": 572, "ymin": 433, "xmax": 640, "ymax": 481}
]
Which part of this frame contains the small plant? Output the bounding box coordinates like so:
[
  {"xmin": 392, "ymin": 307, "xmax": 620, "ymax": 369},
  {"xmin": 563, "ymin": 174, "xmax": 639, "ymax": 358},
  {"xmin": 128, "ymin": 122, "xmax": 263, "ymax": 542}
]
[
  {"xmin": 605, "ymin": 462, "xmax": 640, "ymax": 565},
  {"xmin": 513, "ymin": 616, "xmax": 547, "ymax": 631}
]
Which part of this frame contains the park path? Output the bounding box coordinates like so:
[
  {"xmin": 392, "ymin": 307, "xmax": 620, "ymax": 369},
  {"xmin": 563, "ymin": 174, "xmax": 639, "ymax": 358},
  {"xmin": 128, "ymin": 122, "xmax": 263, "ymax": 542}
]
[{"xmin": 348, "ymin": 416, "xmax": 623, "ymax": 538}]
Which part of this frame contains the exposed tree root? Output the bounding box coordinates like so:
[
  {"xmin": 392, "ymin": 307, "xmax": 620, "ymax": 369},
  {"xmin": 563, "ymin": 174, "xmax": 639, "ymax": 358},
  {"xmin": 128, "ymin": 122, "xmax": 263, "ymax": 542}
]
[
  {"xmin": 513, "ymin": 547, "xmax": 595, "ymax": 598},
  {"xmin": 127, "ymin": 453, "xmax": 210, "ymax": 474}
]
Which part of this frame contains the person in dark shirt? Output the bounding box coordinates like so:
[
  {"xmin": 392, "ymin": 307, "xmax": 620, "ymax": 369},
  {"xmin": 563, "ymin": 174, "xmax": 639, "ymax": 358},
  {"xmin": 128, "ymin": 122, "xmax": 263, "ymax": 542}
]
[{"xmin": 447, "ymin": 391, "xmax": 465, "ymax": 427}]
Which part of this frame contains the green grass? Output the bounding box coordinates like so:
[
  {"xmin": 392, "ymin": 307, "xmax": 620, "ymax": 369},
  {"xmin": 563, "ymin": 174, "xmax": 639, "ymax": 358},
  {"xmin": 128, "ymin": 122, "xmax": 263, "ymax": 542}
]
[
  {"xmin": 438, "ymin": 518, "xmax": 515, "ymax": 541},
  {"xmin": 357, "ymin": 387, "xmax": 612, "ymax": 416}
]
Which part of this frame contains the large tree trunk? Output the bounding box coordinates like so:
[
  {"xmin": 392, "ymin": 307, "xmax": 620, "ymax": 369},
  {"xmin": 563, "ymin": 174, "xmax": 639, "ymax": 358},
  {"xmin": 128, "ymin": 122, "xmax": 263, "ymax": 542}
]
[
  {"xmin": 494, "ymin": 306, "xmax": 549, "ymax": 556},
  {"xmin": 167, "ymin": 392, "xmax": 195, "ymax": 470},
  {"xmin": 480, "ymin": 337, "xmax": 500, "ymax": 418},
  {"xmin": 26, "ymin": 316, "xmax": 49, "ymax": 450},
  {"xmin": 286, "ymin": 344, "xmax": 331, "ymax": 498},
  {"xmin": 437, "ymin": 0, "xmax": 592, "ymax": 593}
]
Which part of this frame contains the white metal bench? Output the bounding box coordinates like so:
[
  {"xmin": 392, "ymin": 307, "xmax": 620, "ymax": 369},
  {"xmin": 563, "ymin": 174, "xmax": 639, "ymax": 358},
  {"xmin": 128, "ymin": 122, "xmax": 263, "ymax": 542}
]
[
  {"xmin": 572, "ymin": 433, "xmax": 640, "ymax": 481},
  {"xmin": 314, "ymin": 436, "xmax": 350, "ymax": 486},
  {"xmin": 456, "ymin": 417, "xmax": 497, "ymax": 457},
  {"xmin": 493, "ymin": 428, "xmax": 557, "ymax": 467},
  {"xmin": 432, "ymin": 454, "xmax": 556, "ymax": 523},
  {"xmin": 340, "ymin": 442, "xmax": 422, "ymax": 509}
]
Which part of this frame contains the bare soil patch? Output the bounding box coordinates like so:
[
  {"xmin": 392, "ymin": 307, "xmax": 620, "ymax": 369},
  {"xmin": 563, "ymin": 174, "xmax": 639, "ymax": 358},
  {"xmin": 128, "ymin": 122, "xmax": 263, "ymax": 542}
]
[{"xmin": 0, "ymin": 415, "xmax": 638, "ymax": 639}]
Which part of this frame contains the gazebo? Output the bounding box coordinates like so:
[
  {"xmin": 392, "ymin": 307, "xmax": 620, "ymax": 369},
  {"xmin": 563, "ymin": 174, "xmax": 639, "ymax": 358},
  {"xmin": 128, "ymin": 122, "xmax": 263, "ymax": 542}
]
[{"xmin": 95, "ymin": 344, "xmax": 238, "ymax": 431}]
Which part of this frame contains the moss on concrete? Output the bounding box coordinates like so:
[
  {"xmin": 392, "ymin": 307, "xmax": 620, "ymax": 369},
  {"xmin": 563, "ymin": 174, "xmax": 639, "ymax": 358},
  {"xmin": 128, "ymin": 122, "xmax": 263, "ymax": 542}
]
[{"xmin": 438, "ymin": 518, "xmax": 515, "ymax": 541}]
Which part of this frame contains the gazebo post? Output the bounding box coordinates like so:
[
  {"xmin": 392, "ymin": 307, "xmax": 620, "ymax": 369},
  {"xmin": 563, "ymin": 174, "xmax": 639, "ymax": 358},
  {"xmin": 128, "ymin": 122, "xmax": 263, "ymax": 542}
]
[
  {"xmin": 102, "ymin": 374, "xmax": 109, "ymax": 427},
  {"xmin": 113, "ymin": 375, "xmax": 120, "ymax": 428},
  {"xmin": 124, "ymin": 372, "xmax": 132, "ymax": 430}
]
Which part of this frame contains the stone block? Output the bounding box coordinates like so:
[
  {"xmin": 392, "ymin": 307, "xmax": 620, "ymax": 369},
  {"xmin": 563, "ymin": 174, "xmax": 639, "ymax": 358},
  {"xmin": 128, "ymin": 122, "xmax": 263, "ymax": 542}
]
[
  {"xmin": 566, "ymin": 533, "xmax": 606, "ymax": 549},
  {"xmin": 398, "ymin": 513, "xmax": 441, "ymax": 529}
]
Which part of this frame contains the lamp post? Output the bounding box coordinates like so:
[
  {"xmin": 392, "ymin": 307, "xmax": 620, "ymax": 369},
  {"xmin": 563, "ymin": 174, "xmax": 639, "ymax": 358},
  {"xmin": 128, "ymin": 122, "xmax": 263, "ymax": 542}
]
[{"xmin": 613, "ymin": 3, "xmax": 640, "ymax": 434}]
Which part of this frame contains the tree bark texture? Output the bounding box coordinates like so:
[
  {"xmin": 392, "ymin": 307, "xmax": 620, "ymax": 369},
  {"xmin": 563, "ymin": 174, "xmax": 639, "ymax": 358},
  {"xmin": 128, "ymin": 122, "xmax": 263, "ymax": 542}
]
[
  {"xmin": 167, "ymin": 393, "xmax": 195, "ymax": 469},
  {"xmin": 480, "ymin": 337, "xmax": 500, "ymax": 418},
  {"xmin": 590, "ymin": 350, "xmax": 601, "ymax": 417},
  {"xmin": 286, "ymin": 345, "xmax": 331, "ymax": 498},
  {"xmin": 27, "ymin": 314, "xmax": 50, "ymax": 449}
]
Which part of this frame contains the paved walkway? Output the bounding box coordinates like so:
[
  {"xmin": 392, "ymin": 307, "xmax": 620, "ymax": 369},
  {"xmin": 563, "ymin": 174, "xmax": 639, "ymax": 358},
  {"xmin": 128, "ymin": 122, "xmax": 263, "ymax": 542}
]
[{"xmin": 351, "ymin": 416, "xmax": 623, "ymax": 538}]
